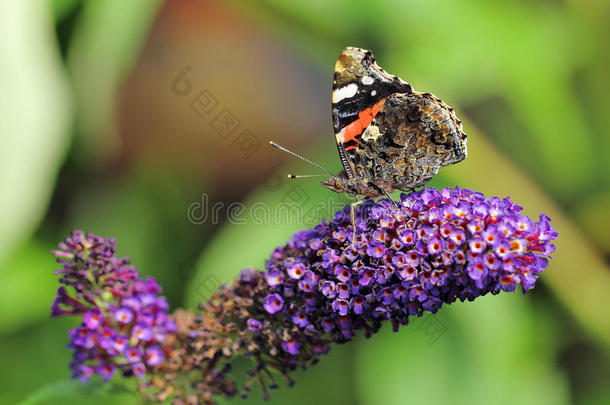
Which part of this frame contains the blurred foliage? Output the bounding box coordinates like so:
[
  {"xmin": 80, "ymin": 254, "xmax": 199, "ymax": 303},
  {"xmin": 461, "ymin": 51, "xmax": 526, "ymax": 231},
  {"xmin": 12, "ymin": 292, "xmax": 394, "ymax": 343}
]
[
  {"xmin": 0, "ymin": 240, "xmax": 56, "ymax": 334},
  {"xmin": 66, "ymin": 162, "xmax": 206, "ymax": 307},
  {"xmin": 246, "ymin": 0, "xmax": 609, "ymax": 203},
  {"xmin": 0, "ymin": 0, "xmax": 72, "ymax": 265},
  {"xmin": 356, "ymin": 294, "xmax": 568, "ymax": 405},
  {"xmin": 1, "ymin": 0, "xmax": 609, "ymax": 404},
  {"xmin": 17, "ymin": 380, "xmax": 132, "ymax": 405},
  {"xmin": 443, "ymin": 122, "xmax": 610, "ymax": 347},
  {"xmin": 66, "ymin": 0, "xmax": 162, "ymax": 165},
  {"xmin": 185, "ymin": 142, "xmax": 349, "ymax": 308}
]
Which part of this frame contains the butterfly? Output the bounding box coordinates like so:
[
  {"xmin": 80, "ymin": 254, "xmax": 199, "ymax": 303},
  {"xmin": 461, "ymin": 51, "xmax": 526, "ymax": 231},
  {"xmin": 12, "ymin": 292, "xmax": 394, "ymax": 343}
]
[{"xmin": 320, "ymin": 47, "xmax": 467, "ymax": 198}]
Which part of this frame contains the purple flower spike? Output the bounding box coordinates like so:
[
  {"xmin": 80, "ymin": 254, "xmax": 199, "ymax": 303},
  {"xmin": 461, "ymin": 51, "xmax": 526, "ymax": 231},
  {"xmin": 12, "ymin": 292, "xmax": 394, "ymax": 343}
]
[
  {"xmin": 51, "ymin": 231, "xmax": 176, "ymax": 388},
  {"xmin": 50, "ymin": 186, "xmax": 558, "ymax": 405},
  {"xmin": 230, "ymin": 187, "xmax": 556, "ymax": 388}
]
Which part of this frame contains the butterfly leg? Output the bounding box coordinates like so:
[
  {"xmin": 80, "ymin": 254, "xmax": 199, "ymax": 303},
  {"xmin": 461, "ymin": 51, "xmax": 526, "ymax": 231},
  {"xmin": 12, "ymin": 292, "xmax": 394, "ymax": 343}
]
[
  {"xmin": 380, "ymin": 187, "xmax": 400, "ymax": 208},
  {"xmin": 350, "ymin": 199, "xmax": 365, "ymax": 250},
  {"xmin": 367, "ymin": 182, "xmax": 400, "ymax": 209}
]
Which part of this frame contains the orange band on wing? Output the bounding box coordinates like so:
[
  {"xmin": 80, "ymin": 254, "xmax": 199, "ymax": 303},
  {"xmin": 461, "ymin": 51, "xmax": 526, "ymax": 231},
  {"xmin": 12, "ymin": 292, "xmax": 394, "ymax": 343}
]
[{"xmin": 342, "ymin": 98, "xmax": 386, "ymax": 150}]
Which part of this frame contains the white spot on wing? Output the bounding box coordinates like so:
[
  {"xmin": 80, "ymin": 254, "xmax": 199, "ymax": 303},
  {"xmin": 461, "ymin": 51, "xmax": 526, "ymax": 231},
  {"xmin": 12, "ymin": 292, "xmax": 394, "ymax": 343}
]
[
  {"xmin": 333, "ymin": 83, "xmax": 358, "ymax": 103},
  {"xmin": 371, "ymin": 90, "xmax": 377, "ymax": 96},
  {"xmin": 361, "ymin": 125, "xmax": 382, "ymax": 142},
  {"xmin": 361, "ymin": 76, "xmax": 374, "ymax": 85}
]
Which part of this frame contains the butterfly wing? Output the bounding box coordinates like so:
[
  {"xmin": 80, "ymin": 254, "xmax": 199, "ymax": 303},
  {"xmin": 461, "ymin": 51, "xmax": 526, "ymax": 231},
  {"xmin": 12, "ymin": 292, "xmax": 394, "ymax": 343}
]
[
  {"xmin": 352, "ymin": 92, "xmax": 467, "ymax": 191},
  {"xmin": 331, "ymin": 47, "xmax": 413, "ymax": 178}
]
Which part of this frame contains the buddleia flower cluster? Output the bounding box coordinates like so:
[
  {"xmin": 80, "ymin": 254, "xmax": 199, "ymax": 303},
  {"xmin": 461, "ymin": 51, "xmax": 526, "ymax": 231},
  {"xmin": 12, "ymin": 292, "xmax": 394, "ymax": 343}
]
[
  {"xmin": 51, "ymin": 187, "xmax": 557, "ymax": 405},
  {"xmin": 51, "ymin": 231, "xmax": 176, "ymax": 382}
]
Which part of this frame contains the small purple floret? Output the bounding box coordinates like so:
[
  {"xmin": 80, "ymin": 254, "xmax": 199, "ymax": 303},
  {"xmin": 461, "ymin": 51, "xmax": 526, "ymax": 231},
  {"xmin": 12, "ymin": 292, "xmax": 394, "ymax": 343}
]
[
  {"xmin": 145, "ymin": 345, "xmax": 164, "ymax": 366},
  {"xmin": 247, "ymin": 318, "xmax": 262, "ymax": 332},
  {"xmin": 281, "ymin": 338, "xmax": 300, "ymax": 355},
  {"xmin": 263, "ymin": 293, "xmax": 284, "ymax": 314}
]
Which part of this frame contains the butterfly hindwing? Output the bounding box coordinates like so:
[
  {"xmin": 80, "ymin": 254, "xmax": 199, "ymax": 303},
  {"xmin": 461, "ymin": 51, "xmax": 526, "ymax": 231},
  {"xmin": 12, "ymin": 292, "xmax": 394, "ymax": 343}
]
[{"xmin": 353, "ymin": 92, "xmax": 467, "ymax": 189}]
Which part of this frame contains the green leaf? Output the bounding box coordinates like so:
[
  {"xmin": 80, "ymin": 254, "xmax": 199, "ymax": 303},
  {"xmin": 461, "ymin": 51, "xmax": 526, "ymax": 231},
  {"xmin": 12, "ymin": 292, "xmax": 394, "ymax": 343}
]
[{"xmin": 16, "ymin": 379, "xmax": 132, "ymax": 405}]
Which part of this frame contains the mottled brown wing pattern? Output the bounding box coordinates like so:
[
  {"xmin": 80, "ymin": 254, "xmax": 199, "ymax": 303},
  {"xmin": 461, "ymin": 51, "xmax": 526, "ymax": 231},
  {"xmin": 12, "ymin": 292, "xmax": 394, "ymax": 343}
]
[{"xmin": 353, "ymin": 92, "xmax": 467, "ymax": 191}]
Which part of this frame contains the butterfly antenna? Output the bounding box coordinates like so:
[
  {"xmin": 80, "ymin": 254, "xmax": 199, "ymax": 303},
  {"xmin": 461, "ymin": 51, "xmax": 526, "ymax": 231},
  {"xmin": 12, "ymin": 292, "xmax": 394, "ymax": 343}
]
[
  {"xmin": 287, "ymin": 174, "xmax": 327, "ymax": 179},
  {"xmin": 269, "ymin": 141, "xmax": 332, "ymax": 175}
]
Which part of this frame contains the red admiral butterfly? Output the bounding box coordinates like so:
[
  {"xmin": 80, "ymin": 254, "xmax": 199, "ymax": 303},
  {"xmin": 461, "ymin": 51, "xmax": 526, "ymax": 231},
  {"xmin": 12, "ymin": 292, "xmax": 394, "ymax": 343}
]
[
  {"xmin": 321, "ymin": 47, "xmax": 467, "ymax": 198},
  {"xmin": 271, "ymin": 47, "xmax": 467, "ymax": 201}
]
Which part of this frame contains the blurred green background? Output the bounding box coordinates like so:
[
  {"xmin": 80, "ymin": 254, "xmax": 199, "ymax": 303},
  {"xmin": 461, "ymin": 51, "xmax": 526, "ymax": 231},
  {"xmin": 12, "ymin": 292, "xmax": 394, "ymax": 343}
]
[{"xmin": 1, "ymin": 0, "xmax": 609, "ymax": 404}]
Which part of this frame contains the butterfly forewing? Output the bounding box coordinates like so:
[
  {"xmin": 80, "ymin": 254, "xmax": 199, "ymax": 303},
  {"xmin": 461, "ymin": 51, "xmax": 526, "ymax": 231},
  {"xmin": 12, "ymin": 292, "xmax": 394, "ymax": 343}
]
[{"xmin": 331, "ymin": 47, "xmax": 413, "ymax": 176}]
